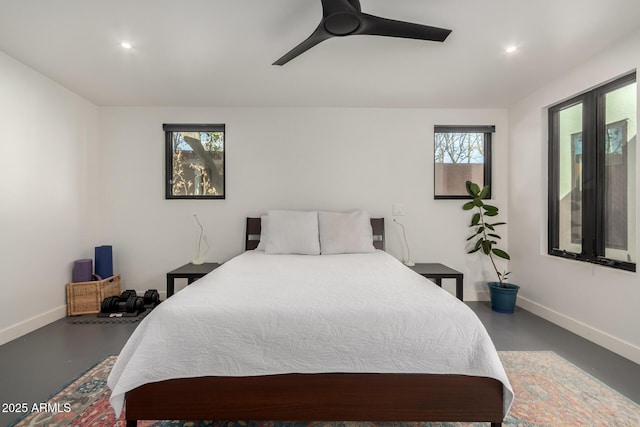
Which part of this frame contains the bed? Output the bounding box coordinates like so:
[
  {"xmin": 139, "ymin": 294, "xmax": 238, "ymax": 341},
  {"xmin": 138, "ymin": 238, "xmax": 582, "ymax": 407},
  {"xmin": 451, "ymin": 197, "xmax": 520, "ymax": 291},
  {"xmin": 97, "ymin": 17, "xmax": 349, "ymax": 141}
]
[{"xmin": 110, "ymin": 214, "xmax": 513, "ymax": 427}]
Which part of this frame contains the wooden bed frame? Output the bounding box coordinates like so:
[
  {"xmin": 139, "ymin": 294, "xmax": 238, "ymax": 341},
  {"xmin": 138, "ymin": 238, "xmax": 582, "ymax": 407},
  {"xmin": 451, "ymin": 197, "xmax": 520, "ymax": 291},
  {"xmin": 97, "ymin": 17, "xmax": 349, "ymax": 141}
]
[{"xmin": 124, "ymin": 217, "xmax": 504, "ymax": 427}]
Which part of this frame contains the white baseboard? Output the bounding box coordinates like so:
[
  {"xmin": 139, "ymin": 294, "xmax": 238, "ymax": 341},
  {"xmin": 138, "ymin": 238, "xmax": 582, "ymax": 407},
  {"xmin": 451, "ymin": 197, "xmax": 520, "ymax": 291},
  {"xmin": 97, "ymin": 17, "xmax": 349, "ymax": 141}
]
[
  {"xmin": 0, "ymin": 305, "xmax": 67, "ymax": 346},
  {"xmin": 517, "ymin": 296, "xmax": 640, "ymax": 365}
]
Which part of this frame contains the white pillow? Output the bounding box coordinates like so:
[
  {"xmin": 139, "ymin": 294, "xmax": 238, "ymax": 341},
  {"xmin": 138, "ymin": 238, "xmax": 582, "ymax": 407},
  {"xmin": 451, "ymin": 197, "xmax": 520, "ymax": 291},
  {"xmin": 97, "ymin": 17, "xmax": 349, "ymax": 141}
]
[
  {"xmin": 264, "ymin": 210, "xmax": 320, "ymax": 255},
  {"xmin": 255, "ymin": 215, "xmax": 268, "ymax": 251},
  {"xmin": 318, "ymin": 210, "xmax": 376, "ymax": 255}
]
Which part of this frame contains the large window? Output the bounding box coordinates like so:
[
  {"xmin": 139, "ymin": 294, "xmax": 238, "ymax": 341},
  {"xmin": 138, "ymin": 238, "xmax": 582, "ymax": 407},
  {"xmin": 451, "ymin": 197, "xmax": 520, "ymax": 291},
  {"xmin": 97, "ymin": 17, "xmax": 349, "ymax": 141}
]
[
  {"xmin": 434, "ymin": 125, "xmax": 494, "ymax": 199},
  {"xmin": 164, "ymin": 124, "xmax": 225, "ymax": 199},
  {"xmin": 548, "ymin": 72, "xmax": 636, "ymax": 271}
]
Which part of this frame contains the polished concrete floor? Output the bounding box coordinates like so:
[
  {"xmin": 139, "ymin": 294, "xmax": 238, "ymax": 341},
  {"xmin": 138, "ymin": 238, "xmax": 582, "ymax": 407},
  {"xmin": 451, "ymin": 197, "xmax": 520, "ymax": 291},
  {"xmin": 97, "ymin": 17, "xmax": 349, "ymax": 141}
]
[{"xmin": 1, "ymin": 302, "xmax": 639, "ymax": 426}]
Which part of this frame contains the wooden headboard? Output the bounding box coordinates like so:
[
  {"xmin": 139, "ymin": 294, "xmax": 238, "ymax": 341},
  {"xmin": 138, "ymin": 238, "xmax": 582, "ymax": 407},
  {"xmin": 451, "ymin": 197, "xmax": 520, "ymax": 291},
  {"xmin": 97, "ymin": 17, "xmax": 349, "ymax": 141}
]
[{"xmin": 245, "ymin": 217, "xmax": 385, "ymax": 251}]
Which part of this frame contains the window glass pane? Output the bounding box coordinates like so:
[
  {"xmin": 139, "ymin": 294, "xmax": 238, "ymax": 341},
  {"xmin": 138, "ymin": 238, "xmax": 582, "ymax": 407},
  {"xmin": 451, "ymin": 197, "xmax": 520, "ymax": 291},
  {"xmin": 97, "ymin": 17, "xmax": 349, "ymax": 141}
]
[
  {"xmin": 169, "ymin": 130, "xmax": 224, "ymax": 197},
  {"xmin": 548, "ymin": 72, "xmax": 635, "ymax": 271},
  {"xmin": 604, "ymin": 82, "xmax": 636, "ymax": 262},
  {"xmin": 557, "ymin": 103, "xmax": 583, "ymax": 253},
  {"xmin": 434, "ymin": 132, "xmax": 486, "ymax": 197}
]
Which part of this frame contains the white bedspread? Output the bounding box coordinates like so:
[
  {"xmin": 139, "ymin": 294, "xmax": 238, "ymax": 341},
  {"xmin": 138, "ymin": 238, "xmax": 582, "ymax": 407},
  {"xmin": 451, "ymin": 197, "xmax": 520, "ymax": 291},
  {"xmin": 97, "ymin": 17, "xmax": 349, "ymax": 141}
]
[{"xmin": 108, "ymin": 250, "xmax": 513, "ymax": 417}]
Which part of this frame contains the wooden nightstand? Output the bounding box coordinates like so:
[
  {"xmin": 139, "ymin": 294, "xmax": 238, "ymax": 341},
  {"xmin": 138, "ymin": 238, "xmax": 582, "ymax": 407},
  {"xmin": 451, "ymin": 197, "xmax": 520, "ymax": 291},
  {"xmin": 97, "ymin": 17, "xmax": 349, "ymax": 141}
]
[
  {"xmin": 166, "ymin": 262, "xmax": 220, "ymax": 298},
  {"xmin": 408, "ymin": 263, "xmax": 464, "ymax": 301}
]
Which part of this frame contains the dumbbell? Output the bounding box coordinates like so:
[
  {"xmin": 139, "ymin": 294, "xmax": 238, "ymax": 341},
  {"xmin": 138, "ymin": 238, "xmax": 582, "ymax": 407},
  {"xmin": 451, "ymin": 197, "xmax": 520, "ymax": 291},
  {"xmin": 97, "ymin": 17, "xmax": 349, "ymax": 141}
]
[
  {"xmin": 119, "ymin": 290, "xmax": 143, "ymax": 313},
  {"xmin": 143, "ymin": 289, "xmax": 160, "ymax": 308},
  {"xmin": 101, "ymin": 296, "xmax": 121, "ymax": 313},
  {"xmin": 126, "ymin": 295, "xmax": 145, "ymax": 313},
  {"xmin": 120, "ymin": 290, "xmax": 137, "ymax": 300},
  {"xmin": 100, "ymin": 294, "xmax": 144, "ymax": 313}
]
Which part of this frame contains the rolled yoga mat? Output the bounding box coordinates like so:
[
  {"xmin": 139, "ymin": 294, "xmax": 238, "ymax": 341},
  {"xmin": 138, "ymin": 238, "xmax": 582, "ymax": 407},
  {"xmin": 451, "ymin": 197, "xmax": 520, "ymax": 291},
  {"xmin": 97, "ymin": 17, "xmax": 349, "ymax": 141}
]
[
  {"xmin": 72, "ymin": 259, "xmax": 93, "ymax": 282},
  {"xmin": 95, "ymin": 245, "xmax": 113, "ymax": 279}
]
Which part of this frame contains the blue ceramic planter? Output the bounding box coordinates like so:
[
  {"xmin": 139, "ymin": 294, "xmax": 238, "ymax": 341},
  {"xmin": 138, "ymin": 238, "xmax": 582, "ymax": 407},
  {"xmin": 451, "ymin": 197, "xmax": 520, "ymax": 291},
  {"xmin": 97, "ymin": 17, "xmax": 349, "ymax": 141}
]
[{"xmin": 488, "ymin": 282, "xmax": 520, "ymax": 313}]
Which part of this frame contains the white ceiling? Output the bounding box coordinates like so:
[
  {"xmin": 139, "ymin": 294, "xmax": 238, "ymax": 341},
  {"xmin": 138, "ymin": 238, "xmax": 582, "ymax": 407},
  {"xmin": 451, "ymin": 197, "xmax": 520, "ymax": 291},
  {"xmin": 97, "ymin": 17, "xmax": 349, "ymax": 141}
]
[{"xmin": 1, "ymin": 0, "xmax": 639, "ymax": 108}]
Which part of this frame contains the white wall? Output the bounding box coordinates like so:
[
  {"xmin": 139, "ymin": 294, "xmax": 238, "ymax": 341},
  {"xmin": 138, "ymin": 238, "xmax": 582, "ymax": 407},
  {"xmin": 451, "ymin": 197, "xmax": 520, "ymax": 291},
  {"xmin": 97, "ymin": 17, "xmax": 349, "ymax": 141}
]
[
  {"xmin": 0, "ymin": 51, "xmax": 100, "ymax": 344},
  {"xmin": 508, "ymin": 29, "xmax": 640, "ymax": 363},
  {"xmin": 2, "ymin": 25, "xmax": 637, "ymax": 366},
  {"xmin": 98, "ymin": 107, "xmax": 509, "ymax": 300}
]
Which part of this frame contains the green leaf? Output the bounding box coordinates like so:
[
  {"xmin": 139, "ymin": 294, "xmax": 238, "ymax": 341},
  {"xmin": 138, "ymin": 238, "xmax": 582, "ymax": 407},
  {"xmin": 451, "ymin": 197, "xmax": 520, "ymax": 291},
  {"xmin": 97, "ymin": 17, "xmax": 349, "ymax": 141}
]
[
  {"xmin": 467, "ymin": 247, "xmax": 481, "ymax": 254},
  {"xmin": 471, "ymin": 213, "xmax": 480, "ymax": 226},
  {"xmin": 474, "ymin": 239, "xmax": 483, "ymax": 250},
  {"xmin": 469, "ymin": 182, "xmax": 481, "ymax": 195},
  {"xmin": 466, "ymin": 234, "xmax": 478, "ymax": 241},
  {"xmin": 483, "ymin": 204, "xmax": 498, "ymax": 212},
  {"xmin": 462, "ymin": 201, "xmax": 475, "ymax": 210},
  {"xmin": 465, "ymin": 181, "xmax": 475, "ymax": 197},
  {"xmin": 498, "ymin": 271, "xmax": 510, "ymax": 281},
  {"xmin": 478, "ymin": 185, "xmax": 490, "ymax": 199},
  {"xmin": 475, "ymin": 226, "xmax": 484, "ymax": 235},
  {"xmin": 488, "ymin": 233, "xmax": 501, "ymax": 239},
  {"xmin": 492, "ymin": 248, "xmax": 511, "ymax": 260},
  {"xmin": 491, "ymin": 222, "xmax": 506, "ymax": 226},
  {"xmin": 485, "ymin": 211, "xmax": 498, "ymax": 217},
  {"xmin": 485, "ymin": 223, "xmax": 495, "ymax": 231},
  {"xmin": 473, "ymin": 197, "xmax": 484, "ymax": 207},
  {"xmin": 482, "ymin": 240, "xmax": 492, "ymax": 255}
]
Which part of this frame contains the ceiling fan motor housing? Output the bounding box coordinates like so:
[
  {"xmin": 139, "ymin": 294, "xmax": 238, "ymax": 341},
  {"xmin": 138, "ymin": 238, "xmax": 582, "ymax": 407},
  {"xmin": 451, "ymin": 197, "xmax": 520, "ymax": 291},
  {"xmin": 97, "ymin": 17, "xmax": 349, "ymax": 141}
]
[{"xmin": 324, "ymin": 13, "xmax": 361, "ymax": 36}]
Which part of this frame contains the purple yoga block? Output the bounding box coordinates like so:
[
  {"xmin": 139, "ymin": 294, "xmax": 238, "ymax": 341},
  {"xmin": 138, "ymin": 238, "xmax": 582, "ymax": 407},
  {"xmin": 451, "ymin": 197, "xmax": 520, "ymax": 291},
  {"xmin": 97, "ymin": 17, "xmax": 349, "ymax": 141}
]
[{"xmin": 73, "ymin": 259, "xmax": 93, "ymax": 282}]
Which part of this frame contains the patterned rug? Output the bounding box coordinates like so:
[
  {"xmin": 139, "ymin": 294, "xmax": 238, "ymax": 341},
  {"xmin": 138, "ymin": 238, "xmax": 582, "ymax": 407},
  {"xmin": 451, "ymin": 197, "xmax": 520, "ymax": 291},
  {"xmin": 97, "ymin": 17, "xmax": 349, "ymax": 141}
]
[{"xmin": 9, "ymin": 351, "xmax": 640, "ymax": 427}]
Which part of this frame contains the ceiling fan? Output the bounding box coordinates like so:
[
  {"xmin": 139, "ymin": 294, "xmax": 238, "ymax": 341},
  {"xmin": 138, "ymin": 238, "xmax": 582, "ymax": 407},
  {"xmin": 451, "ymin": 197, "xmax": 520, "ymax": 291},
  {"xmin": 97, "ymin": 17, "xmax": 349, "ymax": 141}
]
[{"xmin": 273, "ymin": 0, "xmax": 452, "ymax": 66}]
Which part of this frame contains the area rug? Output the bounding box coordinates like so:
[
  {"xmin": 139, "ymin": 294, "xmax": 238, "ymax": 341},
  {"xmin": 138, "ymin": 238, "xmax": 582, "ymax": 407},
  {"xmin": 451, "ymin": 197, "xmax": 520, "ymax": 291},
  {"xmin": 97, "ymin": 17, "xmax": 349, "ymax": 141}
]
[{"xmin": 9, "ymin": 351, "xmax": 640, "ymax": 427}]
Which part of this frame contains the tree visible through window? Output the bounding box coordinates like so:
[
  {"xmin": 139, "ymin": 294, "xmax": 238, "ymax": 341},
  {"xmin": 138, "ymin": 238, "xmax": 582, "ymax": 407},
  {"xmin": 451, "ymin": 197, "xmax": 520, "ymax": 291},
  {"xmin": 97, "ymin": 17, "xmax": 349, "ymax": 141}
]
[
  {"xmin": 164, "ymin": 124, "xmax": 225, "ymax": 199},
  {"xmin": 434, "ymin": 125, "xmax": 494, "ymax": 199}
]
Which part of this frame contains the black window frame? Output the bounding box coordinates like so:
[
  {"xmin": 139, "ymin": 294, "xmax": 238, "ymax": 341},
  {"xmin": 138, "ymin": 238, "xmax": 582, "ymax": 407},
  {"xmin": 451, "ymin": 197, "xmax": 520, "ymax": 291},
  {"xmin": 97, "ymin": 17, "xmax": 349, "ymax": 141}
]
[
  {"xmin": 433, "ymin": 125, "xmax": 494, "ymax": 200},
  {"xmin": 548, "ymin": 71, "xmax": 636, "ymax": 272},
  {"xmin": 164, "ymin": 123, "xmax": 226, "ymax": 200}
]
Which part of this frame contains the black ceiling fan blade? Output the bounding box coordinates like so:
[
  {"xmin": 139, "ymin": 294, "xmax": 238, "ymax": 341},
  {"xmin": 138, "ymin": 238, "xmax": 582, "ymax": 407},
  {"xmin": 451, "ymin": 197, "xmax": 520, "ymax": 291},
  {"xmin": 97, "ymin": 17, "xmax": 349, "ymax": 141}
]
[
  {"xmin": 273, "ymin": 25, "xmax": 332, "ymax": 66},
  {"xmin": 321, "ymin": 0, "xmax": 358, "ymax": 16},
  {"xmin": 357, "ymin": 13, "xmax": 451, "ymax": 42},
  {"xmin": 347, "ymin": 0, "xmax": 361, "ymax": 12}
]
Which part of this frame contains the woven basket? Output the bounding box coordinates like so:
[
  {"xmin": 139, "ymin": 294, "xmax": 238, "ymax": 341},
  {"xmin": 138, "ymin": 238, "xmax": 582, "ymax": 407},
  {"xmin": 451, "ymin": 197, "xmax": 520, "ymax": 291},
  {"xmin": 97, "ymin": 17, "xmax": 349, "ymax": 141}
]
[{"xmin": 66, "ymin": 275, "xmax": 121, "ymax": 316}]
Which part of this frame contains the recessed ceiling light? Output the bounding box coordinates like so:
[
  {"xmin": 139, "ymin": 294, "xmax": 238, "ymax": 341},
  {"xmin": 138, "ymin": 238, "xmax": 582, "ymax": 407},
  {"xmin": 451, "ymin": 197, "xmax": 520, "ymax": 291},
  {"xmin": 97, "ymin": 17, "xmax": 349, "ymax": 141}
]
[
  {"xmin": 120, "ymin": 41, "xmax": 132, "ymax": 49},
  {"xmin": 505, "ymin": 45, "xmax": 517, "ymax": 53}
]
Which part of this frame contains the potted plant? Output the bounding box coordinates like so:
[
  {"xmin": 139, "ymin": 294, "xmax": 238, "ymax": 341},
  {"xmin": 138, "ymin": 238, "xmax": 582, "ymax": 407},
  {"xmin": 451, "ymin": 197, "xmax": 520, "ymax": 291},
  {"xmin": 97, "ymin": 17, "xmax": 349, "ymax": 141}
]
[{"xmin": 462, "ymin": 181, "xmax": 519, "ymax": 313}]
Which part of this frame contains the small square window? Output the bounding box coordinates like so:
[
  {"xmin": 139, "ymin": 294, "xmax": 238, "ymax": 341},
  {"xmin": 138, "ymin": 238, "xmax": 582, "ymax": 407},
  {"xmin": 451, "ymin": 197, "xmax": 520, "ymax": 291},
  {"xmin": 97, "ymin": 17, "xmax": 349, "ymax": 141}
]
[
  {"xmin": 164, "ymin": 124, "xmax": 225, "ymax": 199},
  {"xmin": 433, "ymin": 125, "xmax": 494, "ymax": 199}
]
